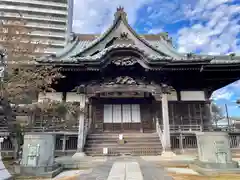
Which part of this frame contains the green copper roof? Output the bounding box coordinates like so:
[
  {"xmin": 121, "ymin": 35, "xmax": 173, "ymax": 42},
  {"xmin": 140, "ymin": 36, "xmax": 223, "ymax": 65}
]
[{"xmin": 37, "ymin": 8, "xmax": 240, "ymax": 66}]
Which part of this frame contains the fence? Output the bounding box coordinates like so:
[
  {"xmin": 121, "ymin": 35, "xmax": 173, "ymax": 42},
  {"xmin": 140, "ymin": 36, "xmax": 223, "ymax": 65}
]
[
  {"xmin": 170, "ymin": 133, "xmax": 240, "ymax": 155},
  {"xmin": 1, "ymin": 132, "xmax": 240, "ymax": 158}
]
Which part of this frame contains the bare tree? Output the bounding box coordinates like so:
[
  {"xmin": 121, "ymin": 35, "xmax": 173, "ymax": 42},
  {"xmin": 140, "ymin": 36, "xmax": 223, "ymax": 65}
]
[
  {"xmin": 0, "ymin": 15, "xmax": 63, "ymax": 104},
  {"xmin": 211, "ymin": 103, "xmax": 224, "ymax": 127}
]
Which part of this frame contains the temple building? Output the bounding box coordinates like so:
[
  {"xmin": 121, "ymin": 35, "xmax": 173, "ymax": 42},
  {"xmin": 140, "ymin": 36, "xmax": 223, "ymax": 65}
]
[{"xmin": 37, "ymin": 7, "xmax": 240, "ymax": 156}]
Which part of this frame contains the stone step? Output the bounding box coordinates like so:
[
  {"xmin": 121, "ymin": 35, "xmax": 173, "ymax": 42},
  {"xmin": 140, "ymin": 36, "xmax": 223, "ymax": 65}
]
[
  {"xmin": 86, "ymin": 139, "xmax": 160, "ymax": 143},
  {"xmin": 84, "ymin": 147, "xmax": 162, "ymax": 155},
  {"xmin": 88, "ymin": 133, "xmax": 158, "ymax": 138},
  {"xmin": 85, "ymin": 149, "xmax": 162, "ymax": 156},
  {"xmin": 85, "ymin": 144, "xmax": 162, "ymax": 149},
  {"xmin": 87, "ymin": 138, "xmax": 160, "ymax": 141},
  {"xmin": 85, "ymin": 132, "xmax": 162, "ymax": 156},
  {"xmin": 86, "ymin": 142, "xmax": 162, "ymax": 147}
]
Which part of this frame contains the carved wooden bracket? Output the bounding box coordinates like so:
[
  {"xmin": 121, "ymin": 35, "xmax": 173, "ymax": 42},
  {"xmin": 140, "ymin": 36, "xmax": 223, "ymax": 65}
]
[
  {"xmin": 102, "ymin": 76, "xmax": 146, "ymax": 86},
  {"xmin": 112, "ymin": 56, "xmax": 137, "ymax": 66}
]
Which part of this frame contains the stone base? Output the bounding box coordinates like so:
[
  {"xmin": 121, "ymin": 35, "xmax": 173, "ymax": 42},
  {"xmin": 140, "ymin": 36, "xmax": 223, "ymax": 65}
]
[
  {"xmin": 195, "ymin": 159, "xmax": 239, "ymax": 169},
  {"xmin": 190, "ymin": 160, "xmax": 240, "ymax": 176},
  {"xmin": 161, "ymin": 151, "xmax": 177, "ymax": 158},
  {"xmin": 20, "ymin": 163, "xmax": 62, "ymax": 178},
  {"xmin": 0, "ymin": 160, "xmax": 12, "ymax": 180},
  {"xmin": 55, "ymin": 156, "xmax": 107, "ymax": 170},
  {"xmin": 72, "ymin": 152, "xmax": 86, "ymax": 160}
]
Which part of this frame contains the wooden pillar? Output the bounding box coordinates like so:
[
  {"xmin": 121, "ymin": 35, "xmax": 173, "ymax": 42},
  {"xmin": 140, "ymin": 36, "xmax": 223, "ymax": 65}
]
[
  {"xmin": 72, "ymin": 91, "xmax": 87, "ymax": 159},
  {"xmin": 61, "ymin": 135, "xmax": 67, "ymax": 153},
  {"xmin": 77, "ymin": 93, "xmax": 86, "ymax": 152},
  {"xmin": 162, "ymin": 93, "xmax": 171, "ymax": 151}
]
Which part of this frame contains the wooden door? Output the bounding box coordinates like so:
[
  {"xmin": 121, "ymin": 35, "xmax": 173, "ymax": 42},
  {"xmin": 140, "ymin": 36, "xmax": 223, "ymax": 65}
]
[
  {"xmin": 141, "ymin": 104, "xmax": 154, "ymax": 132},
  {"xmin": 103, "ymin": 104, "xmax": 141, "ymax": 132}
]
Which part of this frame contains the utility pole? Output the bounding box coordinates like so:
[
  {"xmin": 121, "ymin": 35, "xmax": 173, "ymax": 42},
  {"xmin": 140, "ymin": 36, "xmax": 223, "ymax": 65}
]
[{"xmin": 225, "ymin": 104, "xmax": 230, "ymax": 129}]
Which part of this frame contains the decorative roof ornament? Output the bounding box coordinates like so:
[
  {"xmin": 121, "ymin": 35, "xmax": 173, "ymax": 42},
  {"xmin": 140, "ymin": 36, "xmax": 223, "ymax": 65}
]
[
  {"xmin": 114, "ymin": 32, "xmax": 134, "ymax": 45},
  {"xmin": 67, "ymin": 32, "xmax": 77, "ymax": 44},
  {"xmin": 159, "ymin": 32, "xmax": 173, "ymax": 44},
  {"xmin": 117, "ymin": 6, "xmax": 124, "ymax": 12},
  {"xmin": 161, "ymin": 83, "xmax": 174, "ymax": 94},
  {"xmin": 229, "ymin": 53, "xmax": 235, "ymax": 60},
  {"xmin": 186, "ymin": 53, "xmax": 194, "ymax": 59},
  {"xmin": 114, "ymin": 6, "xmax": 127, "ymax": 23},
  {"xmin": 120, "ymin": 32, "xmax": 128, "ymax": 39}
]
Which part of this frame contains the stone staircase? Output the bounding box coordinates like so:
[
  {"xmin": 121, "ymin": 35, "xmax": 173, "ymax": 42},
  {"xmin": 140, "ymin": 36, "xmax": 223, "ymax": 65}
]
[{"xmin": 84, "ymin": 132, "xmax": 162, "ymax": 156}]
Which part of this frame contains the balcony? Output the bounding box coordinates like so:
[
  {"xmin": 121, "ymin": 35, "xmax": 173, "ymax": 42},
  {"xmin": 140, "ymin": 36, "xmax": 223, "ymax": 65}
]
[
  {"xmin": 1, "ymin": 0, "xmax": 68, "ymax": 8},
  {"xmin": 1, "ymin": 14, "xmax": 67, "ymax": 25},
  {"xmin": 25, "ymin": 24, "xmax": 67, "ymax": 32},
  {"xmin": 29, "ymin": 33, "xmax": 66, "ymax": 41},
  {"xmin": 0, "ymin": 5, "xmax": 68, "ymax": 16}
]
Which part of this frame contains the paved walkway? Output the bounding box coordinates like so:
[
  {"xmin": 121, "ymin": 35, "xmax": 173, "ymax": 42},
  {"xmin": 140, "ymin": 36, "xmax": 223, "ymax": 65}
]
[{"xmin": 78, "ymin": 157, "xmax": 173, "ymax": 180}]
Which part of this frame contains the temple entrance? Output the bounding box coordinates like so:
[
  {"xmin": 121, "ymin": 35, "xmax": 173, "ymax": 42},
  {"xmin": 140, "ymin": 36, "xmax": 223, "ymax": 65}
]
[
  {"xmin": 86, "ymin": 76, "xmax": 161, "ymax": 133},
  {"xmin": 103, "ymin": 104, "xmax": 141, "ymax": 132}
]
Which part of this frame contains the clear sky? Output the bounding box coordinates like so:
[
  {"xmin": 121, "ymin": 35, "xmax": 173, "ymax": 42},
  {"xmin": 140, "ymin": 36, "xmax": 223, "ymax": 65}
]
[{"xmin": 72, "ymin": 0, "xmax": 240, "ymax": 117}]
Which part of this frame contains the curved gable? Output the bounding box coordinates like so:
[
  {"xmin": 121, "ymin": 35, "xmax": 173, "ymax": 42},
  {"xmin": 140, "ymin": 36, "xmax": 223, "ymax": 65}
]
[{"xmin": 74, "ymin": 7, "xmax": 183, "ymax": 59}]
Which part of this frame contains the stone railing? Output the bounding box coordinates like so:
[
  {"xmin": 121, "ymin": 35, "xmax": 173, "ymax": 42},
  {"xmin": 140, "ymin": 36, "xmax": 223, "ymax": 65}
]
[
  {"xmin": 156, "ymin": 118, "xmax": 165, "ymax": 149},
  {"xmin": 160, "ymin": 125, "xmax": 203, "ymax": 132},
  {"xmin": 203, "ymin": 125, "xmax": 238, "ymax": 132},
  {"xmin": 83, "ymin": 115, "xmax": 93, "ymax": 149},
  {"xmin": 82, "ymin": 125, "xmax": 88, "ymax": 150}
]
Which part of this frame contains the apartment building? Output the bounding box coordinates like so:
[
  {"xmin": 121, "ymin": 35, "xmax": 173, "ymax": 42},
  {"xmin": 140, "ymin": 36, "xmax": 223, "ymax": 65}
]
[{"xmin": 0, "ymin": 0, "xmax": 73, "ymax": 54}]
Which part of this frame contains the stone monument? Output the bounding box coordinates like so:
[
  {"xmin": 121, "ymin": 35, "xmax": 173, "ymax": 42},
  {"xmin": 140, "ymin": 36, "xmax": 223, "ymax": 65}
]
[
  {"xmin": 20, "ymin": 133, "xmax": 62, "ymax": 177},
  {"xmin": 0, "ymin": 137, "xmax": 12, "ymax": 180},
  {"xmin": 191, "ymin": 132, "xmax": 240, "ymax": 175}
]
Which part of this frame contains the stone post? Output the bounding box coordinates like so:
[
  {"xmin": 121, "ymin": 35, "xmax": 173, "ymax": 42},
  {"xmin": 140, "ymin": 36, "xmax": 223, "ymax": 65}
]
[
  {"xmin": 161, "ymin": 93, "xmax": 176, "ymax": 157},
  {"xmin": 20, "ymin": 133, "xmax": 61, "ymax": 177},
  {"xmin": 193, "ymin": 132, "xmax": 239, "ymax": 175}
]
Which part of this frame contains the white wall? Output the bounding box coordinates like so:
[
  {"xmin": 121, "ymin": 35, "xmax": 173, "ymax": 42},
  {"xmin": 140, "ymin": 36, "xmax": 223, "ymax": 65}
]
[
  {"xmin": 167, "ymin": 91, "xmax": 178, "ymax": 101},
  {"xmin": 66, "ymin": 92, "xmax": 80, "ymax": 102},
  {"xmin": 38, "ymin": 92, "xmax": 63, "ymax": 102},
  {"xmin": 180, "ymin": 91, "xmax": 205, "ymax": 101}
]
